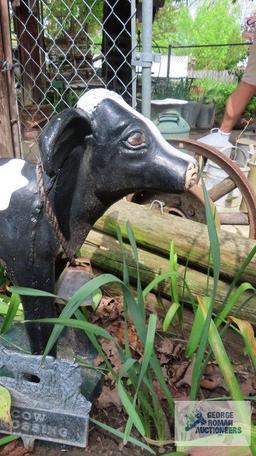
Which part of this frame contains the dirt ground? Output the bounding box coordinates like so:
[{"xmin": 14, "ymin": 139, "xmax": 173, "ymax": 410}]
[{"xmin": 0, "ymin": 408, "xmax": 150, "ymax": 456}]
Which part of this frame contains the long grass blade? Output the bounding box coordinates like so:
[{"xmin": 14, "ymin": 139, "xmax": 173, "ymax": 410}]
[
  {"xmin": 215, "ymin": 282, "xmax": 255, "ymax": 328},
  {"xmin": 228, "ymin": 316, "xmax": 256, "ymax": 369},
  {"xmin": 163, "ymin": 302, "xmax": 180, "ymax": 332},
  {"xmin": 117, "ymin": 379, "xmax": 145, "ymax": 436},
  {"xmin": 138, "ymin": 314, "xmax": 157, "ymax": 384},
  {"xmin": 116, "ymin": 225, "xmax": 129, "ymax": 288},
  {"xmin": 124, "ymin": 314, "xmax": 157, "ymax": 441},
  {"xmin": 197, "ymin": 297, "xmax": 254, "ymax": 452},
  {"xmin": 42, "ymin": 274, "xmax": 128, "ymax": 357},
  {"xmin": 90, "ymin": 418, "xmax": 155, "ymax": 454},
  {"xmin": 142, "ymin": 272, "xmax": 176, "ymax": 299},
  {"xmin": 198, "ymin": 297, "xmax": 245, "ymax": 403},
  {"xmin": 126, "ymin": 221, "xmax": 145, "ymax": 322},
  {"xmin": 0, "ymin": 294, "xmax": 21, "ymax": 335},
  {"xmin": 169, "ymin": 241, "xmax": 179, "ymax": 304},
  {"xmin": 74, "ymin": 309, "xmax": 117, "ymax": 378},
  {"xmin": 124, "ymin": 284, "xmax": 174, "ymax": 410},
  {"xmin": 116, "ymin": 225, "xmax": 131, "ymax": 358},
  {"xmin": 9, "ymin": 286, "xmax": 59, "ymax": 299},
  {"xmin": 186, "ymin": 303, "xmax": 204, "ymax": 358},
  {"xmin": 0, "ymin": 436, "xmax": 18, "ymax": 446},
  {"xmin": 143, "ymin": 371, "xmax": 167, "ymax": 441},
  {"xmin": 27, "ymin": 317, "xmax": 113, "ymax": 340},
  {"xmin": 190, "ymin": 179, "xmax": 220, "ymax": 400},
  {"xmin": 118, "ymin": 358, "xmax": 137, "ymax": 378},
  {"xmin": 221, "ymin": 244, "xmax": 256, "ymax": 309}
]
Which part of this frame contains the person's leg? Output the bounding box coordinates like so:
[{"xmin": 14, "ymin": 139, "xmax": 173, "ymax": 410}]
[
  {"xmin": 221, "ymin": 81, "xmax": 256, "ymax": 133},
  {"xmin": 199, "ymin": 41, "xmax": 256, "ymax": 150},
  {"xmin": 198, "ymin": 81, "xmax": 256, "ymax": 150}
]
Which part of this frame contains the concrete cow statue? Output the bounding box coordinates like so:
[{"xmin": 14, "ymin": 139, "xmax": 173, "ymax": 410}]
[{"xmin": 0, "ymin": 89, "xmax": 198, "ymax": 355}]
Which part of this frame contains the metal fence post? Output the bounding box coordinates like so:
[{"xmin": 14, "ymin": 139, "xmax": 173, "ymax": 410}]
[
  {"xmin": 166, "ymin": 44, "xmax": 172, "ymax": 87},
  {"xmin": 141, "ymin": 0, "xmax": 153, "ymax": 118},
  {"xmin": 131, "ymin": 0, "xmax": 137, "ymax": 109}
]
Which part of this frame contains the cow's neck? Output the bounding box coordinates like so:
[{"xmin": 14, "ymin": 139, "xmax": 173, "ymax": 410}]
[{"xmin": 49, "ymin": 146, "xmax": 106, "ymax": 254}]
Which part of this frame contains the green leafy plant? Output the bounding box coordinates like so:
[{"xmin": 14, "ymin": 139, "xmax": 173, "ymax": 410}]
[
  {"xmin": 8, "ymin": 228, "xmax": 176, "ymax": 452},
  {"xmin": 190, "ymin": 78, "xmax": 256, "ymax": 121},
  {"xmin": 153, "ymin": 0, "xmax": 246, "ymax": 70},
  {"xmin": 152, "ymin": 78, "xmax": 194, "ymax": 100},
  {"xmin": 0, "ymin": 190, "xmax": 256, "ymax": 453}
]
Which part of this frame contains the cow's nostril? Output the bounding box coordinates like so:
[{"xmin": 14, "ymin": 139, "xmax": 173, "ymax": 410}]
[{"xmin": 185, "ymin": 161, "xmax": 199, "ymax": 190}]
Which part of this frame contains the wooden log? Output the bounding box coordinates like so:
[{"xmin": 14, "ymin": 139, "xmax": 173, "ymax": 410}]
[
  {"xmin": 0, "ymin": 0, "xmax": 21, "ymax": 158},
  {"xmin": 93, "ymin": 200, "xmax": 256, "ymax": 284},
  {"xmin": 220, "ymin": 212, "xmax": 249, "ymax": 226},
  {"xmin": 0, "ymin": 5, "xmax": 13, "ymax": 158},
  {"xmin": 208, "ymin": 178, "xmax": 236, "ymax": 202},
  {"xmin": 81, "ymin": 230, "xmax": 256, "ymax": 323}
]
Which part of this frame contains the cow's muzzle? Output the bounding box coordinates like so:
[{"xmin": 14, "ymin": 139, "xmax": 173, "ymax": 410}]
[{"xmin": 185, "ymin": 161, "xmax": 198, "ymax": 190}]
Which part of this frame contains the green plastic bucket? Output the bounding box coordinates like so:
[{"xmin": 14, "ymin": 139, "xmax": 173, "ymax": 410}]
[{"xmin": 154, "ymin": 110, "xmax": 190, "ymax": 139}]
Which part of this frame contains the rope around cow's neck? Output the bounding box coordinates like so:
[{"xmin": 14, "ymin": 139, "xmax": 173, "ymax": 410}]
[{"xmin": 36, "ymin": 161, "xmax": 73, "ymax": 259}]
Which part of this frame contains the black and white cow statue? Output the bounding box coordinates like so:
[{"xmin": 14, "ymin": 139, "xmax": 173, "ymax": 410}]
[{"xmin": 0, "ymin": 89, "xmax": 198, "ymax": 355}]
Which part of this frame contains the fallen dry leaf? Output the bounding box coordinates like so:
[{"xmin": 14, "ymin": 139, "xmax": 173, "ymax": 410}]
[
  {"xmin": 172, "ymin": 388, "xmax": 190, "ymax": 401},
  {"xmin": 93, "ymin": 354, "xmax": 104, "ymax": 368},
  {"xmin": 157, "ymin": 338, "xmax": 174, "ymax": 355},
  {"xmin": 172, "ymin": 342, "xmax": 184, "ymax": 358},
  {"xmin": 0, "ymin": 441, "xmax": 31, "ymax": 456},
  {"xmin": 100, "ymin": 339, "xmax": 122, "ymax": 372},
  {"xmin": 171, "ymin": 361, "xmax": 190, "ymax": 383},
  {"xmin": 176, "ymin": 360, "xmax": 194, "ymax": 387},
  {"xmin": 159, "ymin": 353, "xmax": 170, "ymax": 365},
  {"xmin": 161, "ymin": 365, "xmax": 169, "ymax": 381},
  {"xmin": 201, "ymin": 364, "xmax": 226, "ymax": 391},
  {"xmin": 93, "ymin": 297, "xmax": 123, "ymax": 323},
  {"xmin": 0, "ymin": 441, "xmax": 17, "ymax": 456},
  {"xmin": 106, "ymin": 320, "xmax": 143, "ymax": 354},
  {"xmin": 200, "ymin": 376, "xmax": 224, "ymax": 390},
  {"xmin": 96, "ymin": 385, "xmax": 122, "ymax": 410},
  {"xmin": 240, "ymin": 377, "xmax": 256, "ymax": 396}
]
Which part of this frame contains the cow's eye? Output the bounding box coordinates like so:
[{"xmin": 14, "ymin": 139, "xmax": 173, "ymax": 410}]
[{"xmin": 124, "ymin": 132, "xmax": 146, "ymax": 149}]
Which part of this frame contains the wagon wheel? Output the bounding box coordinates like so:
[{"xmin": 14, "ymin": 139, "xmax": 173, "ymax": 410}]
[{"xmin": 130, "ymin": 138, "xmax": 256, "ymax": 239}]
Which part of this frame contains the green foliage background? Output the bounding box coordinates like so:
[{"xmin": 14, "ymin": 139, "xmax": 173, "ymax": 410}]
[
  {"xmin": 153, "ymin": 0, "xmax": 247, "ymax": 70},
  {"xmin": 43, "ymin": 0, "xmax": 103, "ymax": 40}
]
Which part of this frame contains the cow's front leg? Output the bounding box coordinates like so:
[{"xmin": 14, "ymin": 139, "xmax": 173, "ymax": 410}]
[{"xmin": 8, "ymin": 258, "xmax": 57, "ymax": 356}]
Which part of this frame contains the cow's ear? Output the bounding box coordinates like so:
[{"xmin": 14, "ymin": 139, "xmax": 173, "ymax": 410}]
[{"xmin": 39, "ymin": 108, "xmax": 92, "ymax": 177}]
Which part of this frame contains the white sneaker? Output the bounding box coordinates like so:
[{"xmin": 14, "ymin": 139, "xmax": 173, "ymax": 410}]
[{"xmin": 198, "ymin": 128, "xmax": 233, "ymax": 152}]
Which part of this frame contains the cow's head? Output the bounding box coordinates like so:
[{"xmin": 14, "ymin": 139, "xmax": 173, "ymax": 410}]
[{"xmin": 40, "ymin": 89, "xmax": 198, "ymax": 202}]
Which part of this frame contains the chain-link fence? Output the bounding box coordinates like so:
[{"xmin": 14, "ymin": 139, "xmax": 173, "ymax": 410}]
[
  {"xmin": 3, "ymin": 1, "xmax": 253, "ymax": 159},
  {"xmin": 8, "ymin": 0, "xmax": 137, "ymax": 159}
]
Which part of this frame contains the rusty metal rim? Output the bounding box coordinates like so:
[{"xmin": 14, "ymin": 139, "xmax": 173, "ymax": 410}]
[{"xmin": 168, "ymin": 138, "xmax": 256, "ymax": 239}]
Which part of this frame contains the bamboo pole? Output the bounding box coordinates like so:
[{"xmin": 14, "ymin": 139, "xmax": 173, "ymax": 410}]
[
  {"xmin": 81, "ymin": 230, "xmax": 256, "ymax": 323},
  {"xmin": 93, "ymin": 200, "xmax": 256, "ymax": 285}
]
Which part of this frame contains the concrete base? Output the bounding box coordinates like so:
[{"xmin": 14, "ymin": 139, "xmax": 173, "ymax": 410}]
[{"xmin": 0, "ymin": 321, "xmax": 102, "ymax": 402}]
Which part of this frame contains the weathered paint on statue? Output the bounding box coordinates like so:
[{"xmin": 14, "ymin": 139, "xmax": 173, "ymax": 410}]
[{"xmin": 0, "ymin": 89, "xmax": 198, "ymax": 355}]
